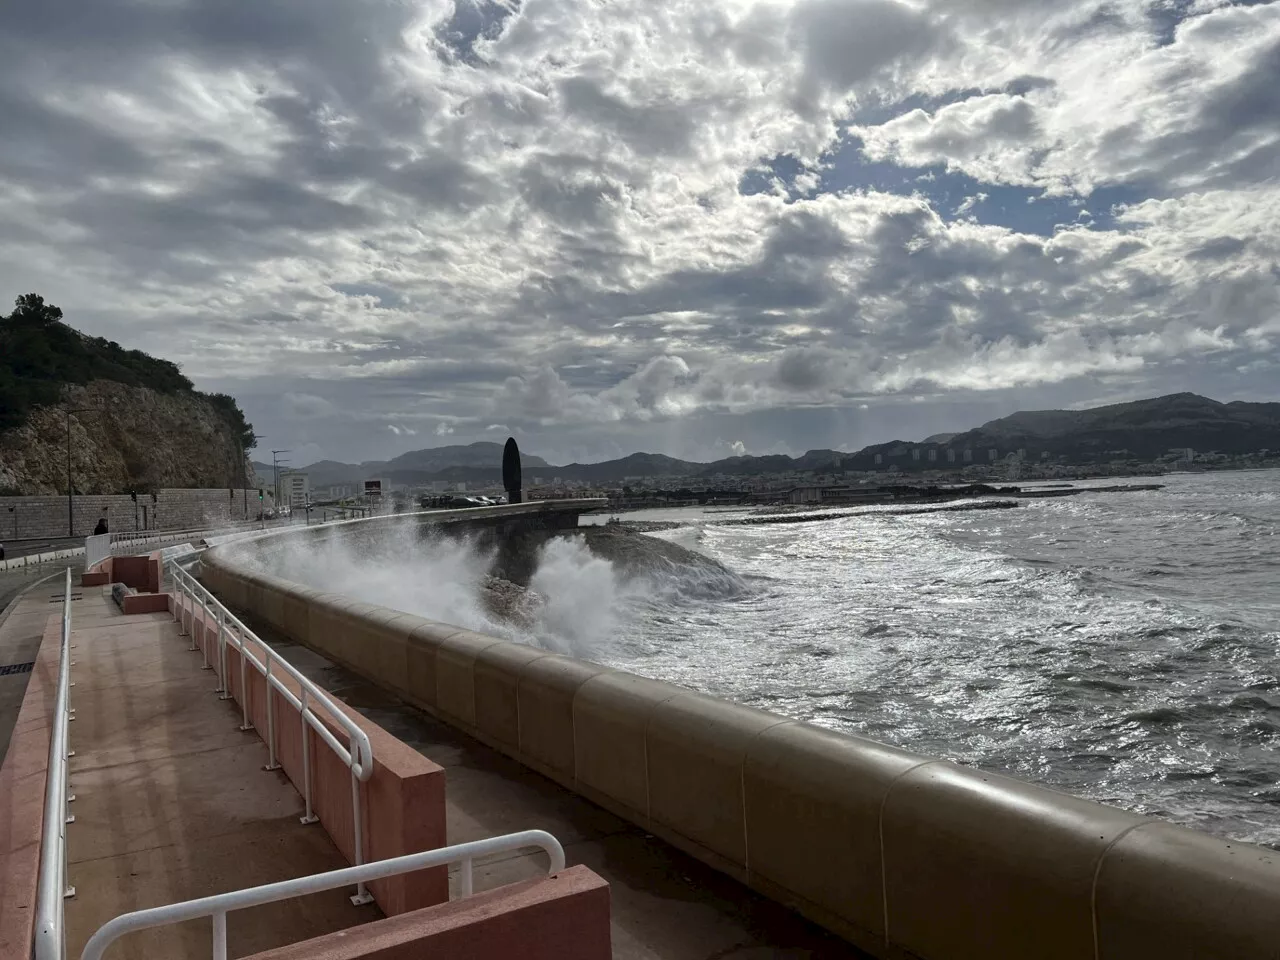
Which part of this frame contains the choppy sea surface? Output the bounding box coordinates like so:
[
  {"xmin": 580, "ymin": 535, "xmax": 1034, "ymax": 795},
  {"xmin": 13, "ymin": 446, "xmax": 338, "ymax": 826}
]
[
  {"xmin": 258, "ymin": 470, "xmax": 1279, "ymax": 847},
  {"xmin": 591, "ymin": 471, "xmax": 1280, "ymax": 847}
]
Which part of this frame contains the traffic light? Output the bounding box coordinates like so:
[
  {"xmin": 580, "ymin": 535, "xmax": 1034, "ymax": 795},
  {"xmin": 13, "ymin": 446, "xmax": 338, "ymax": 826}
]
[
  {"xmin": 130, "ymin": 491, "xmax": 137, "ymax": 503},
  {"xmin": 229, "ymin": 487, "xmax": 234, "ymax": 501},
  {"xmin": 151, "ymin": 492, "xmax": 157, "ymax": 503},
  {"xmin": 258, "ymin": 489, "xmax": 264, "ymax": 501}
]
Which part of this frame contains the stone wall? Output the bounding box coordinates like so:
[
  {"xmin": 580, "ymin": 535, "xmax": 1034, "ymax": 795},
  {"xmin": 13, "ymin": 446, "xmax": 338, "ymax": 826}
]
[{"xmin": 0, "ymin": 488, "xmax": 275, "ymax": 539}]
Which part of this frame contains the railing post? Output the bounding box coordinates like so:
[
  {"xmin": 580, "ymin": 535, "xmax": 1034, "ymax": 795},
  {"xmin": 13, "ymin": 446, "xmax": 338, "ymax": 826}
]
[
  {"xmin": 350, "ymin": 768, "xmax": 373, "ymax": 905},
  {"xmin": 187, "ymin": 584, "xmax": 196, "ymax": 641},
  {"xmin": 212, "ymin": 909, "xmax": 228, "ymax": 960},
  {"xmin": 193, "ymin": 592, "xmax": 207, "ymax": 653},
  {"xmin": 299, "ymin": 690, "xmax": 317, "ymax": 825},
  {"xmin": 459, "ymin": 856, "xmax": 473, "ymax": 897},
  {"xmin": 170, "ymin": 566, "xmax": 180, "ymax": 622},
  {"xmin": 218, "ymin": 624, "xmax": 232, "ymax": 700},
  {"xmin": 203, "ymin": 615, "xmax": 217, "ymax": 670},
  {"xmin": 263, "ymin": 657, "xmax": 280, "ymax": 771},
  {"xmin": 237, "ymin": 635, "xmax": 251, "ymax": 731}
]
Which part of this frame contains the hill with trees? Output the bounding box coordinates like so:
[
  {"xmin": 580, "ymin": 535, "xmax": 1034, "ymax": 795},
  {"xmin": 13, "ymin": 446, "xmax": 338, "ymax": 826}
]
[{"xmin": 0, "ymin": 294, "xmax": 257, "ymax": 494}]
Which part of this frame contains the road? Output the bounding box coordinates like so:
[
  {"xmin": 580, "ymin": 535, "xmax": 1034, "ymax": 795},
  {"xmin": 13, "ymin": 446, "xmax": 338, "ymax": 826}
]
[{"xmin": 0, "ymin": 537, "xmax": 82, "ymax": 561}]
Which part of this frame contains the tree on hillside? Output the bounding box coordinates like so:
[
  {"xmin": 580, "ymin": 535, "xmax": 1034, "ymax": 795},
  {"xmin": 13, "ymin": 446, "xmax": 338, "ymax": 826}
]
[{"xmin": 0, "ymin": 293, "xmax": 255, "ymax": 449}]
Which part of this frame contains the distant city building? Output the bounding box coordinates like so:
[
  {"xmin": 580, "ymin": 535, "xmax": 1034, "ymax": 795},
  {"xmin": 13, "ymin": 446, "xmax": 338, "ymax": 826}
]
[
  {"xmin": 281, "ymin": 471, "xmax": 309, "ymax": 507},
  {"xmin": 874, "ymin": 454, "xmax": 883, "ymax": 466},
  {"xmin": 963, "ymin": 449, "xmax": 973, "ymax": 462},
  {"xmin": 928, "ymin": 449, "xmax": 937, "ymax": 462},
  {"xmin": 912, "ymin": 449, "xmax": 921, "ymax": 461},
  {"xmin": 947, "ymin": 449, "xmax": 957, "ymax": 463},
  {"xmin": 988, "ymin": 449, "xmax": 999, "ymax": 462}
]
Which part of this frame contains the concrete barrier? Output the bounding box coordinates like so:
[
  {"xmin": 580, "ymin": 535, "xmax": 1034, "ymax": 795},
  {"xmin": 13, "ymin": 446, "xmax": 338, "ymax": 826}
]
[
  {"xmin": 200, "ymin": 546, "xmax": 1280, "ymax": 960},
  {"xmin": 241, "ymin": 865, "xmax": 611, "ymax": 960},
  {"xmin": 81, "ymin": 551, "xmax": 162, "ymax": 592}
]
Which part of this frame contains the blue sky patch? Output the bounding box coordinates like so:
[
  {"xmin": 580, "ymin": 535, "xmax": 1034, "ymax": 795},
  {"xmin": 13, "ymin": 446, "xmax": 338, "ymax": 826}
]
[{"xmin": 741, "ymin": 132, "xmax": 1151, "ymax": 237}]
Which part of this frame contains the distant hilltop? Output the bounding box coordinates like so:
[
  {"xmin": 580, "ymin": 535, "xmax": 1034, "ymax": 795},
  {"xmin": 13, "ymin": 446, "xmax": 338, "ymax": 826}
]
[
  {"xmin": 0, "ymin": 294, "xmax": 256, "ymax": 495},
  {"xmin": 271, "ymin": 393, "xmax": 1280, "ymax": 489},
  {"xmin": 847, "ymin": 392, "xmax": 1280, "ymax": 473}
]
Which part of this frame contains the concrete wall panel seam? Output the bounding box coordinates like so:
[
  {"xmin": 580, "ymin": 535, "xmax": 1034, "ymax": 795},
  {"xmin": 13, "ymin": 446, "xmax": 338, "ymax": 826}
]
[
  {"xmin": 513, "ymin": 652, "xmax": 555, "ymax": 760},
  {"xmin": 1088, "ymin": 818, "xmax": 1159, "ymax": 960},
  {"xmin": 737, "ymin": 718, "xmax": 794, "ymax": 877},
  {"xmin": 876, "ymin": 758, "xmax": 945, "ymax": 951},
  {"xmin": 639, "ymin": 690, "xmax": 684, "ymax": 823}
]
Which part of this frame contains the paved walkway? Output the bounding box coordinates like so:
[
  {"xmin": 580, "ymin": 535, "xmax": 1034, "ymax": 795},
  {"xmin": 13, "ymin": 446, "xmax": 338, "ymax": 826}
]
[
  {"xmin": 259, "ymin": 631, "xmax": 871, "ymax": 960},
  {"xmin": 60, "ymin": 588, "xmax": 372, "ymax": 958},
  {"xmin": 0, "ymin": 570, "xmax": 66, "ymax": 764}
]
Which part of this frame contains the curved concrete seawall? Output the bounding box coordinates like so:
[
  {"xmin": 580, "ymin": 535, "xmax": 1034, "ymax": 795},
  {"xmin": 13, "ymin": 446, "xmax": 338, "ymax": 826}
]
[{"xmin": 200, "ymin": 546, "xmax": 1280, "ymax": 960}]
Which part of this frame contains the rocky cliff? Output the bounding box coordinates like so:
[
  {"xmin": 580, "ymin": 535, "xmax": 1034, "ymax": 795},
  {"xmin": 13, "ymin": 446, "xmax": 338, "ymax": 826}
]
[
  {"xmin": 1, "ymin": 293, "xmax": 255, "ymax": 495},
  {"xmin": 0, "ymin": 379, "xmax": 251, "ymax": 495}
]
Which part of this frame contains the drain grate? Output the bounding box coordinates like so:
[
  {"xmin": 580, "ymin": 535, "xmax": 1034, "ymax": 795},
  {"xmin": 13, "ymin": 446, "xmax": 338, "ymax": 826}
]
[
  {"xmin": 48, "ymin": 595, "xmax": 82, "ymax": 603},
  {"xmin": 0, "ymin": 661, "xmax": 35, "ymax": 676}
]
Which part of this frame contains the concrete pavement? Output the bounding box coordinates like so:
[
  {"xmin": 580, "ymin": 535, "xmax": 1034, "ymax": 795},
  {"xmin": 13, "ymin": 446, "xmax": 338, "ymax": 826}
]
[{"xmin": 55, "ymin": 588, "xmax": 373, "ymax": 958}]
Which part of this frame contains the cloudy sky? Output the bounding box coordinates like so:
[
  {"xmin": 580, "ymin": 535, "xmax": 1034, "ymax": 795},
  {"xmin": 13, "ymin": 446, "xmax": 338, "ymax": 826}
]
[{"xmin": 2, "ymin": 0, "xmax": 1278, "ymax": 466}]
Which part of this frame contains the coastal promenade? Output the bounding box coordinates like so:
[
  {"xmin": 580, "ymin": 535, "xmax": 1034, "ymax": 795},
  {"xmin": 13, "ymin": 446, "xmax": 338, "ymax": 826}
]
[
  {"xmin": 0, "ymin": 555, "xmax": 614, "ymax": 959},
  {"xmin": 0, "ymin": 524, "xmax": 850, "ymax": 958}
]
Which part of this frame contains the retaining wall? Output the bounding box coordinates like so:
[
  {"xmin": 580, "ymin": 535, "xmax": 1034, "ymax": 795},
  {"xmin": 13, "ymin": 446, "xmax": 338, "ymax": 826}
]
[
  {"xmin": 0, "ymin": 488, "xmax": 272, "ymax": 540},
  {"xmin": 200, "ymin": 548, "xmax": 1280, "ymax": 960}
]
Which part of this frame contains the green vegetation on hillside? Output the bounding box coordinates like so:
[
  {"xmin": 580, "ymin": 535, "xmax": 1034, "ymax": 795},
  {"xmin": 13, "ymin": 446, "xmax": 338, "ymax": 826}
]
[{"xmin": 0, "ymin": 293, "xmax": 256, "ymax": 449}]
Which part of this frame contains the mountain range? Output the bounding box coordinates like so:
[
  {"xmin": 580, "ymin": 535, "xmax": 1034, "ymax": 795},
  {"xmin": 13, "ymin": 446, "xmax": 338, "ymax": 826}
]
[{"xmin": 257, "ymin": 393, "xmax": 1280, "ymax": 489}]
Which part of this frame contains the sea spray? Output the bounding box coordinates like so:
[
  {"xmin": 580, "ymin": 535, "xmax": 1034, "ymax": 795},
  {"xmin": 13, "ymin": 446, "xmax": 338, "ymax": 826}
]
[
  {"xmin": 526, "ymin": 536, "xmax": 621, "ymax": 656},
  {"xmin": 227, "ymin": 520, "xmax": 749, "ymax": 659},
  {"xmin": 229, "ymin": 525, "xmax": 506, "ymax": 637}
]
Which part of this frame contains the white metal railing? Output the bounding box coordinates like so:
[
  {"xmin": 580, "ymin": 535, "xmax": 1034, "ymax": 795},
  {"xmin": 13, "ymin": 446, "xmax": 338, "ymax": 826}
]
[
  {"xmin": 79, "ymin": 830, "xmax": 566, "ymax": 960},
  {"xmin": 165, "ymin": 561, "xmax": 377, "ymax": 902},
  {"xmin": 83, "ymin": 533, "xmax": 110, "ymax": 571},
  {"xmin": 32, "ymin": 568, "xmax": 77, "ymax": 960}
]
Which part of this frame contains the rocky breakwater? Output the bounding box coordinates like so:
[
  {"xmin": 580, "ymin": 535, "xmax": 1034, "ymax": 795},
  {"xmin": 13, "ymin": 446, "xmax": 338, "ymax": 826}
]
[{"xmin": 475, "ymin": 523, "xmax": 742, "ymax": 626}]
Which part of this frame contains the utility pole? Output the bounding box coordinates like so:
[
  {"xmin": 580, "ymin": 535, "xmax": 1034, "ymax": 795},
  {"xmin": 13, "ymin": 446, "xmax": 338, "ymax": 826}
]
[
  {"xmin": 65, "ymin": 406, "xmax": 97, "ymax": 537},
  {"xmin": 66, "ymin": 409, "xmax": 72, "ymax": 537},
  {"xmin": 240, "ymin": 438, "xmax": 259, "ymax": 521}
]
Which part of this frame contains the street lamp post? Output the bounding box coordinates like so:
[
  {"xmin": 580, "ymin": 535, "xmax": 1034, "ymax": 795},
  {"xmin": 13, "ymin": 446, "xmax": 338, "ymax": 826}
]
[{"xmin": 65, "ymin": 406, "xmax": 98, "ymax": 538}]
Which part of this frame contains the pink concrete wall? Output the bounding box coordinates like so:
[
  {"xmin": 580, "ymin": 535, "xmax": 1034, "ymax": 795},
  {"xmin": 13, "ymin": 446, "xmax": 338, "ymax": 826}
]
[
  {"xmin": 177, "ymin": 594, "xmax": 448, "ymax": 914},
  {"xmin": 0, "ymin": 616, "xmax": 60, "ymax": 956},
  {"xmin": 241, "ymin": 865, "xmax": 611, "ymax": 960},
  {"xmin": 120, "ymin": 593, "xmax": 170, "ymax": 614},
  {"xmin": 80, "ymin": 553, "xmax": 160, "ymax": 593}
]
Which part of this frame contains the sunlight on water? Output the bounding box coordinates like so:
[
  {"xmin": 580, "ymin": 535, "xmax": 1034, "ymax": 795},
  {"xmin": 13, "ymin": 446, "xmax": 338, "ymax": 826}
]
[{"xmin": 234, "ymin": 471, "xmax": 1280, "ymax": 848}]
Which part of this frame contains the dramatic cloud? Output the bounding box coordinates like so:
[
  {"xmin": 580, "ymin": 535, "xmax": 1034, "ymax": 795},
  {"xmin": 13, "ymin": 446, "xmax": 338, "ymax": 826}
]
[{"xmin": 1, "ymin": 0, "xmax": 1277, "ymax": 463}]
